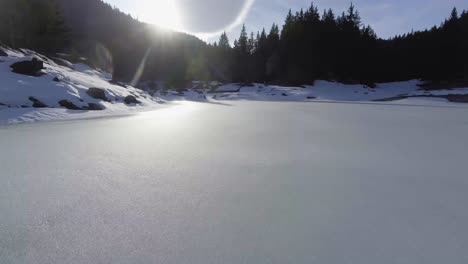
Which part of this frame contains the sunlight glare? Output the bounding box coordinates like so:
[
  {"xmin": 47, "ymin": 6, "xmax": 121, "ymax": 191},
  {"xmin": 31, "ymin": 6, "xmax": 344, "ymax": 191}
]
[{"xmin": 139, "ymin": 0, "xmax": 183, "ymax": 31}]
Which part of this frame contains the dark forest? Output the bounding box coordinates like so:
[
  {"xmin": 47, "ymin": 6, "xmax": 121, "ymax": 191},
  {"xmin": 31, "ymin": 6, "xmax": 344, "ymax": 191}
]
[{"xmin": 1, "ymin": 0, "xmax": 467, "ymax": 87}]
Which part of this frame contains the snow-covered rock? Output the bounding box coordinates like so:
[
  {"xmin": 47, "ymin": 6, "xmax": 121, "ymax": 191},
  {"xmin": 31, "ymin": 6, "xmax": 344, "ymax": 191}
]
[{"xmin": 0, "ymin": 48, "xmax": 163, "ymax": 124}]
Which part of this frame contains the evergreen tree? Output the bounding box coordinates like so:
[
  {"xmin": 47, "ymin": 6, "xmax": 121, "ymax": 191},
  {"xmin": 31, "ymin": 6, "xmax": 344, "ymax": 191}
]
[
  {"xmin": 0, "ymin": 0, "xmax": 68, "ymax": 52},
  {"xmin": 450, "ymin": 7, "xmax": 459, "ymax": 21},
  {"xmin": 218, "ymin": 32, "xmax": 230, "ymax": 49},
  {"xmin": 236, "ymin": 24, "xmax": 249, "ymax": 54},
  {"xmin": 232, "ymin": 24, "xmax": 251, "ymax": 82},
  {"xmin": 248, "ymin": 32, "xmax": 256, "ymax": 54}
]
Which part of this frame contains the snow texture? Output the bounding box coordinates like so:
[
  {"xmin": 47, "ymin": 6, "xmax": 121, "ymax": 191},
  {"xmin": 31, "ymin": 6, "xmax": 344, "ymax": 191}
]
[{"xmin": 1, "ymin": 100, "xmax": 468, "ymax": 263}]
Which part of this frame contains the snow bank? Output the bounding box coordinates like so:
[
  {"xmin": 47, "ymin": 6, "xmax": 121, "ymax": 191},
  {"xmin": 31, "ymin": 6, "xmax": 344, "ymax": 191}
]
[
  {"xmin": 0, "ymin": 48, "xmax": 167, "ymax": 124},
  {"xmin": 208, "ymin": 80, "xmax": 468, "ymax": 102}
]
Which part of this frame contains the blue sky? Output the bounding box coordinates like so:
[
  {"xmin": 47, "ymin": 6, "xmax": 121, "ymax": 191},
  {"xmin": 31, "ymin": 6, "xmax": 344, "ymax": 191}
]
[{"xmin": 105, "ymin": 0, "xmax": 468, "ymax": 43}]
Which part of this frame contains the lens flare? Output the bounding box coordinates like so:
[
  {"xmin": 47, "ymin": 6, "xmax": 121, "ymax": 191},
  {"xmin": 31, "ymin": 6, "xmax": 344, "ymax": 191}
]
[
  {"xmin": 95, "ymin": 43, "xmax": 113, "ymax": 73},
  {"xmin": 133, "ymin": 0, "xmax": 255, "ymax": 39},
  {"xmin": 131, "ymin": 48, "xmax": 152, "ymax": 87},
  {"xmin": 195, "ymin": 0, "xmax": 255, "ymax": 38}
]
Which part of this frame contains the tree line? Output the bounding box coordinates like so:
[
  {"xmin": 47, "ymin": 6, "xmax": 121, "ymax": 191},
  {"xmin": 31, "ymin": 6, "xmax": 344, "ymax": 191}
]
[
  {"xmin": 206, "ymin": 3, "xmax": 468, "ymax": 85},
  {"xmin": 0, "ymin": 0, "xmax": 68, "ymax": 53},
  {"xmin": 1, "ymin": 0, "xmax": 467, "ymax": 86}
]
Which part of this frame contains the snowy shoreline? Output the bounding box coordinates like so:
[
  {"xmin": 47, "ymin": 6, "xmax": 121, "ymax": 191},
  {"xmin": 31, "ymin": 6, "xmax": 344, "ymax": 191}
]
[{"xmin": 2, "ymin": 48, "xmax": 468, "ymax": 125}]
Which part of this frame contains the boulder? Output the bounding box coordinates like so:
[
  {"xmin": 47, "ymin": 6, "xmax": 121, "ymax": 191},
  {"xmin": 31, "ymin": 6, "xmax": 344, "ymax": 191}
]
[
  {"xmin": 85, "ymin": 103, "xmax": 105, "ymax": 111},
  {"xmin": 10, "ymin": 58, "xmax": 44, "ymax": 76},
  {"xmin": 86, "ymin": 88, "xmax": 108, "ymax": 101},
  {"xmin": 53, "ymin": 77, "xmax": 60, "ymax": 82},
  {"xmin": 59, "ymin": 100, "xmax": 82, "ymax": 110},
  {"xmin": 124, "ymin": 95, "xmax": 141, "ymax": 105},
  {"xmin": 28, "ymin": 97, "xmax": 48, "ymax": 108}
]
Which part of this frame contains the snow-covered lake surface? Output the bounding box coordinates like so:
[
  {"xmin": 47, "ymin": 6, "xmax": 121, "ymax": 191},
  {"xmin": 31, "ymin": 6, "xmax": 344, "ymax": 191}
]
[{"xmin": 1, "ymin": 100, "xmax": 468, "ymax": 264}]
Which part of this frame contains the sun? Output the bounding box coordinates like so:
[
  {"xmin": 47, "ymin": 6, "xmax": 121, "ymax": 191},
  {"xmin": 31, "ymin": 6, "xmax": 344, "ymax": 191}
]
[{"xmin": 140, "ymin": 0, "xmax": 183, "ymax": 31}]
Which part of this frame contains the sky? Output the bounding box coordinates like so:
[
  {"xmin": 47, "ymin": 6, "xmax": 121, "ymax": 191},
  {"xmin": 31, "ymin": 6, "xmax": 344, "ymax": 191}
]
[{"xmin": 104, "ymin": 0, "xmax": 468, "ymax": 43}]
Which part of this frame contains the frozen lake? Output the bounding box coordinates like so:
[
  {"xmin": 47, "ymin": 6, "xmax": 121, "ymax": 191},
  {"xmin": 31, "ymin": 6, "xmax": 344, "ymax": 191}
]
[{"xmin": 1, "ymin": 100, "xmax": 468, "ymax": 263}]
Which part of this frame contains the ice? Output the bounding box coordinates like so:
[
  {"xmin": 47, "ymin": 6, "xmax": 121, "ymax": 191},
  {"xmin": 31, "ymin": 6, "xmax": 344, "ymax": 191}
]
[{"xmin": 1, "ymin": 100, "xmax": 468, "ymax": 263}]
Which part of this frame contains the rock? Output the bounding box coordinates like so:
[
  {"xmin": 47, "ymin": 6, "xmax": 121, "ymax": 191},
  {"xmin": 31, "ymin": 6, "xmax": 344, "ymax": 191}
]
[
  {"xmin": 86, "ymin": 88, "xmax": 108, "ymax": 101},
  {"xmin": 307, "ymin": 96, "xmax": 317, "ymax": 99},
  {"xmin": 53, "ymin": 77, "xmax": 60, "ymax": 82},
  {"xmin": 59, "ymin": 100, "xmax": 82, "ymax": 110},
  {"xmin": 28, "ymin": 97, "xmax": 48, "ymax": 108},
  {"xmin": 84, "ymin": 103, "xmax": 105, "ymax": 111},
  {"xmin": 444, "ymin": 94, "xmax": 468, "ymax": 103},
  {"xmin": 0, "ymin": 49, "xmax": 7, "ymax": 57},
  {"xmin": 124, "ymin": 95, "xmax": 141, "ymax": 105},
  {"xmin": 10, "ymin": 58, "xmax": 44, "ymax": 76},
  {"xmin": 282, "ymin": 93, "xmax": 288, "ymax": 96}
]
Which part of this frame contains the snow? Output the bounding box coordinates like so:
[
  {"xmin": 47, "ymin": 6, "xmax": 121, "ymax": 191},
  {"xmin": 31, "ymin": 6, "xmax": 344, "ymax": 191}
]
[
  {"xmin": 1, "ymin": 47, "xmax": 468, "ymax": 125},
  {"xmin": 0, "ymin": 105, "xmax": 164, "ymax": 125},
  {"xmin": 0, "ymin": 48, "xmax": 164, "ymax": 125},
  {"xmin": 1, "ymin": 100, "xmax": 468, "ymax": 263},
  {"xmin": 210, "ymin": 80, "xmax": 468, "ymax": 102},
  {"xmin": 2, "ymin": 48, "xmax": 468, "ymax": 263}
]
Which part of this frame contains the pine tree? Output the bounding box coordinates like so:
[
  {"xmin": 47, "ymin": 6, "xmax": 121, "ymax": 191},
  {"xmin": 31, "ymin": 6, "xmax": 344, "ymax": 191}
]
[
  {"xmin": 218, "ymin": 32, "xmax": 230, "ymax": 49},
  {"xmin": 236, "ymin": 24, "xmax": 249, "ymax": 55},
  {"xmin": 346, "ymin": 3, "xmax": 361, "ymax": 29},
  {"xmin": 248, "ymin": 32, "xmax": 256, "ymax": 54},
  {"xmin": 322, "ymin": 9, "xmax": 336, "ymax": 24},
  {"xmin": 450, "ymin": 7, "xmax": 459, "ymax": 21},
  {"xmin": 305, "ymin": 3, "xmax": 320, "ymax": 23},
  {"xmin": 282, "ymin": 9, "xmax": 295, "ymax": 37}
]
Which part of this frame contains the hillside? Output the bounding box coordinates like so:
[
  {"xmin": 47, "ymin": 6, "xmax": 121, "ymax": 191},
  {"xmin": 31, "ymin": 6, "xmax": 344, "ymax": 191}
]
[
  {"xmin": 0, "ymin": 47, "xmax": 167, "ymax": 124},
  {"xmin": 54, "ymin": 0, "xmax": 207, "ymax": 82}
]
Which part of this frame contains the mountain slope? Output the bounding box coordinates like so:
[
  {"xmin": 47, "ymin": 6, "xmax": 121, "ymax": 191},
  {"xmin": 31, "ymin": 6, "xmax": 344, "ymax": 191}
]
[{"xmin": 55, "ymin": 0, "xmax": 207, "ymax": 82}]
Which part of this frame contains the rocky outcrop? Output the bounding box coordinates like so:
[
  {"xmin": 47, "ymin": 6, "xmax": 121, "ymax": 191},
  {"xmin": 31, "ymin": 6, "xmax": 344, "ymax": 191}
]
[
  {"xmin": 85, "ymin": 103, "xmax": 105, "ymax": 111},
  {"xmin": 28, "ymin": 97, "xmax": 48, "ymax": 108},
  {"xmin": 124, "ymin": 95, "xmax": 141, "ymax": 105},
  {"xmin": 59, "ymin": 100, "xmax": 82, "ymax": 110},
  {"xmin": 10, "ymin": 58, "xmax": 44, "ymax": 76},
  {"xmin": 86, "ymin": 88, "xmax": 109, "ymax": 101}
]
